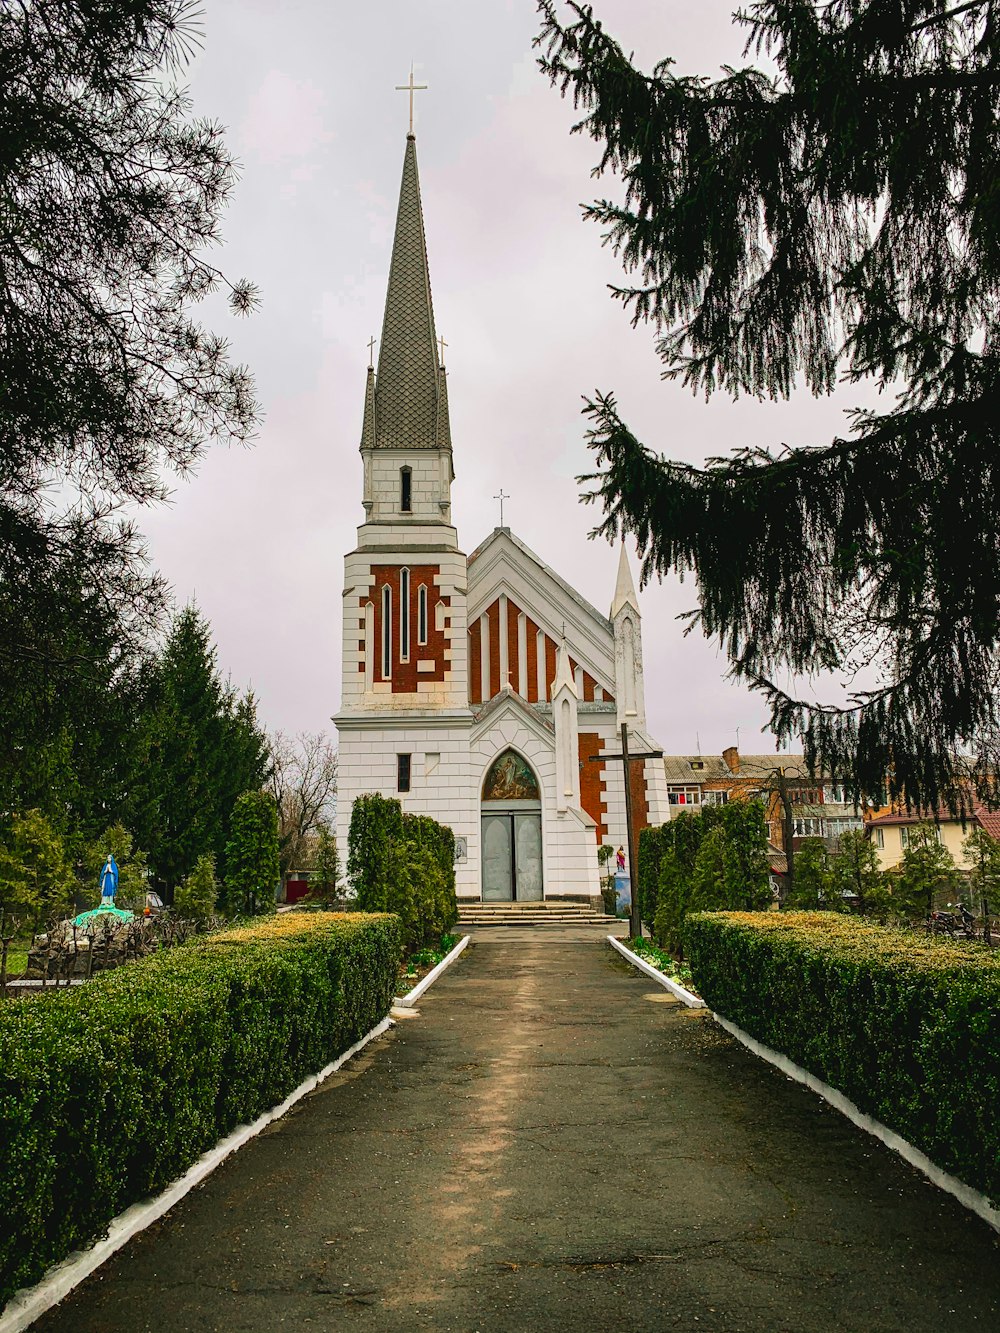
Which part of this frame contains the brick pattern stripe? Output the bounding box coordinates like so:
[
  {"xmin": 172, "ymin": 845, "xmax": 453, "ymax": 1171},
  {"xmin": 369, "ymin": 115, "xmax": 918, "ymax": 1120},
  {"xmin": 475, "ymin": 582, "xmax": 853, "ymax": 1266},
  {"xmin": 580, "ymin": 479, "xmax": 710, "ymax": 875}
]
[{"xmin": 468, "ymin": 596, "xmax": 612, "ymax": 706}]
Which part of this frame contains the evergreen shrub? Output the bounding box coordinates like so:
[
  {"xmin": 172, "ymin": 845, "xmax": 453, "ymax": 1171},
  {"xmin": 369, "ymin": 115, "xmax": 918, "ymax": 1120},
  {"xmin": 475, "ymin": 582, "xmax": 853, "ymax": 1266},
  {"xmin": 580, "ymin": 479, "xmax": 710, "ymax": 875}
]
[
  {"xmin": 685, "ymin": 911, "xmax": 1000, "ymax": 1200},
  {"xmin": 224, "ymin": 790, "xmax": 280, "ymax": 916},
  {"xmin": 347, "ymin": 796, "xmax": 457, "ymax": 949},
  {"xmin": 652, "ymin": 802, "xmax": 769, "ymax": 954},
  {"xmin": 637, "ymin": 824, "xmax": 666, "ymax": 929},
  {"xmin": 0, "ymin": 911, "xmax": 399, "ymax": 1307}
]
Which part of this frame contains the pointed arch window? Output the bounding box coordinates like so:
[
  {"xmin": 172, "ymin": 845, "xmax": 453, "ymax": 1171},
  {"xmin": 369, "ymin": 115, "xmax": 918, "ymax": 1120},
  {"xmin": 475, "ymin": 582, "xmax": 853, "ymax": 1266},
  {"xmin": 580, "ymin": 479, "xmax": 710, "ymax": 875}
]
[
  {"xmin": 399, "ymin": 568, "xmax": 410, "ymax": 662},
  {"xmin": 400, "ymin": 466, "xmax": 412, "ymax": 513},
  {"xmin": 417, "ymin": 584, "xmax": 428, "ymax": 646},
  {"xmin": 381, "ymin": 584, "xmax": 392, "ymax": 679}
]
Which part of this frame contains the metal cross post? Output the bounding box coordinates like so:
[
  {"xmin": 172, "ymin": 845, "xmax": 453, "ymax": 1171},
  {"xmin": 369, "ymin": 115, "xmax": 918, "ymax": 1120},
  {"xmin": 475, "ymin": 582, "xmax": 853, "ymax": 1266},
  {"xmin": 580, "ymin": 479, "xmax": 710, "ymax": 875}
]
[
  {"xmin": 395, "ymin": 66, "xmax": 428, "ymax": 135},
  {"xmin": 438, "ymin": 333, "xmax": 448, "ymax": 364},
  {"xmin": 589, "ymin": 722, "xmax": 663, "ymax": 939},
  {"xmin": 367, "ymin": 335, "xmax": 376, "ymax": 368},
  {"xmin": 494, "ymin": 489, "xmax": 509, "ymax": 526}
]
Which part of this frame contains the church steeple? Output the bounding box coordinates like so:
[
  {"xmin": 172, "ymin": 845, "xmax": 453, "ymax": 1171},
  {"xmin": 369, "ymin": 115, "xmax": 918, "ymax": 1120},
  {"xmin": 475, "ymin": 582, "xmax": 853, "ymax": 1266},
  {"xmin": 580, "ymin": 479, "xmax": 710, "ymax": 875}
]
[
  {"xmin": 362, "ymin": 132, "xmax": 451, "ymax": 456},
  {"xmin": 611, "ymin": 542, "xmax": 641, "ymax": 619}
]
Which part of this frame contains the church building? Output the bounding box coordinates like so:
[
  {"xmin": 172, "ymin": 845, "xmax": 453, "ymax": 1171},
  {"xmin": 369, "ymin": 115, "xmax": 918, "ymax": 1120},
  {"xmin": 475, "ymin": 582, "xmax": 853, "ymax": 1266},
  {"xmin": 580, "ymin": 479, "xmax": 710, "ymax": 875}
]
[{"xmin": 334, "ymin": 129, "xmax": 670, "ymax": 904}]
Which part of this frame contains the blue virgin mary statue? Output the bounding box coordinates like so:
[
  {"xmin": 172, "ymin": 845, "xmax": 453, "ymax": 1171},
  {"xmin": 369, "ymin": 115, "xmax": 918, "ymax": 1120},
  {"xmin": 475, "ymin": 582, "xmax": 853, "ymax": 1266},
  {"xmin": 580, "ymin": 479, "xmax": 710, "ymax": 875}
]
[{"xmin": 99, "ymin": 854, "xmax": 119, "ymax": 904}]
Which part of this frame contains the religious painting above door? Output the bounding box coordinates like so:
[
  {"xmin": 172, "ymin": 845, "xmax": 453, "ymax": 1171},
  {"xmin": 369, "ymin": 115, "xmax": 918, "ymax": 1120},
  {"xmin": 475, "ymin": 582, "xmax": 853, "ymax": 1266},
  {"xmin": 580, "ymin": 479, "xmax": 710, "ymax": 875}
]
[{"xmin": 482, "ymin": 749, "xmax": 540, "ymax": 802}]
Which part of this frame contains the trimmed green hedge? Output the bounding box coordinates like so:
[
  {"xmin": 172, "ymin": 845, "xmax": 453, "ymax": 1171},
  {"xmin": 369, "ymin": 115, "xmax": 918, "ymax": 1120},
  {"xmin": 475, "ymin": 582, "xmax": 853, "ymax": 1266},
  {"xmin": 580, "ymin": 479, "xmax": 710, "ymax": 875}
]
[
  {"xmin": 686, "ymin": 911, "xmax": 1000, "ymax": 1201},
  {"xmin": 0, "ymin": 912, "xmax": 400, "ymax": 1307}
]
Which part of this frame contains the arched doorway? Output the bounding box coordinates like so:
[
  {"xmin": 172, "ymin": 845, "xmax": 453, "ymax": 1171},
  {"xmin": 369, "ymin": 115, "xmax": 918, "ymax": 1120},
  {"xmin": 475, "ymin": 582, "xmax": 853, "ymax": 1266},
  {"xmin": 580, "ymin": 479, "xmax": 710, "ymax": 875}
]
[{"xmin": 481, "ymin": 750, "xmax": 543, "ymax": 901}]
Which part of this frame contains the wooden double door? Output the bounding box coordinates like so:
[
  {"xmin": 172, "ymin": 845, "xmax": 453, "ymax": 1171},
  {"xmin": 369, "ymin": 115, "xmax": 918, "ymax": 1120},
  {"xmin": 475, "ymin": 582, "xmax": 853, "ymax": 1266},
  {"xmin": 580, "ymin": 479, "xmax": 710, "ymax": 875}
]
[{"xmin": 481, "ymin": 805, "xmax": 543, "ymax": 901}]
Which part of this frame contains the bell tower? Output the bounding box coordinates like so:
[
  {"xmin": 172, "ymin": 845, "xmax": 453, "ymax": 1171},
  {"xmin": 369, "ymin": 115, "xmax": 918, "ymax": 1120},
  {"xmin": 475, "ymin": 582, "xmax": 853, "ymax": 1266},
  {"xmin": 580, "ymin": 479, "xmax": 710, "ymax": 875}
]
[
  {"xmin": 335, "ymin": 125, "xmax": 476, "ymax": 893},
  {"xmin": 340, "ymin": 129, "xmax": 469, "ymax": 715}
]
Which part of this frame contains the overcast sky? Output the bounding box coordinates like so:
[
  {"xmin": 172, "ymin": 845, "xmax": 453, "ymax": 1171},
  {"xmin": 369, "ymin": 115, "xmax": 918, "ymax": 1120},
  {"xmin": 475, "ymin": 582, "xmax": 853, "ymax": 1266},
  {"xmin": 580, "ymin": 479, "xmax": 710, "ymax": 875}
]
[{"xmin": 141, "ymin": 0, "xmax": 868, "ymax": 755}]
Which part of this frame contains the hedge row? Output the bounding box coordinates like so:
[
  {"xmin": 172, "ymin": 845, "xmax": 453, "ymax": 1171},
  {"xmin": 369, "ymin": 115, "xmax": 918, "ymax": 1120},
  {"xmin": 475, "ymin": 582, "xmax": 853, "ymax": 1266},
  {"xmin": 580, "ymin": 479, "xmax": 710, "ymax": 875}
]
[
  {"xmin": 685, "ymin": 911, "xmax": 1000, "ymax": 1200},
  {"xmin": 0, "ymin": 912, "xmax": 400, "ymax": 1307}
]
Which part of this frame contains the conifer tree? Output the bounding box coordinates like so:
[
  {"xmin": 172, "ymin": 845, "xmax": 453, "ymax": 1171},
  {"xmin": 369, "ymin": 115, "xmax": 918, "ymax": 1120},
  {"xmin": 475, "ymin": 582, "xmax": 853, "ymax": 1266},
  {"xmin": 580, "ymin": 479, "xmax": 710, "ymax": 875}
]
[
  {"xmin": 895, "ymin": 823, "xmax": 957, "ymax": 917},
  {"xmin": 537, "ymin": 1, "xmax": 1000, "ymax": 810},
  {"xmin": 224, "ymin": 791, "xmax": 280, "ymax": 917},
  {"xmin": 786, "ymin": 838, "xmax": 837, "ymax": 909},
  {"xmin": 138, "ymin": 606, "xmax": 270, "ymax": 891},
  {"xmin": 962, "ymin": 825, "xmax": 1000, "ymax": 942},
  {"xmin": 830, "ymin": 828, "xmax": 891, "ymax": 916},
  {"xmin": 0, "ymin": 0, "xmax": 258, "ymax": 626},
  {"xmin": 175, "ymin": 853, "xmax": 218, "ymax": 921},
  {"xmin": 0, "ymin": 811, "xmax": 75, "ymax": 926},
  {"xmin": 311, "ymin": 824, "xmax": 341, "ymax": 903}
]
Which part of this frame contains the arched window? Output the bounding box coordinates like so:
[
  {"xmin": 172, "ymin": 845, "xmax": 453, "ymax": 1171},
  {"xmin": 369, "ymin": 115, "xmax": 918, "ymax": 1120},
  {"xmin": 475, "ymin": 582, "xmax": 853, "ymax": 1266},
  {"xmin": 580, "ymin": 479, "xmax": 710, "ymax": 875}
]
[
  {"xmin": 381, "ymin": 584, "xmax": 392, "ymax": 679},
  {"xmin": 482, "ymin": 750, "xmax": 540, "ymax": 802},
  {"xmin": 400, "ymin": 466, "xmax": 412, "ymax": 513},
  {"xmin": 399, "ymin": 568, "xmax": 410, "ymax": 661},
  {"xmin": 417, "ymin": 584, "xmax": 428, "ymax": 645}
]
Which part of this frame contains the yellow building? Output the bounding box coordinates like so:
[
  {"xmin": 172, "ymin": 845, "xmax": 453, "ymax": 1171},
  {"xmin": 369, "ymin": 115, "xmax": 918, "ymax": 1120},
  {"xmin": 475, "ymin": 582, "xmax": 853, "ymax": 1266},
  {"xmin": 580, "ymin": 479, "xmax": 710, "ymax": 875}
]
[{"xmin": 866, "ymin": 806, "xmax": 1000, "ymax": 871}]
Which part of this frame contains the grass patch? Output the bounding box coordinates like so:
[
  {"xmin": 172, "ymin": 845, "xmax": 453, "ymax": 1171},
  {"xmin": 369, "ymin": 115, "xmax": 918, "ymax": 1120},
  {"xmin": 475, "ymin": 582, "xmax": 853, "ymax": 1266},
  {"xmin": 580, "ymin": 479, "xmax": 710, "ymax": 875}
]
[{"xmin": 2, "ymin": 950, "xmax": 28, "ymax": 979}]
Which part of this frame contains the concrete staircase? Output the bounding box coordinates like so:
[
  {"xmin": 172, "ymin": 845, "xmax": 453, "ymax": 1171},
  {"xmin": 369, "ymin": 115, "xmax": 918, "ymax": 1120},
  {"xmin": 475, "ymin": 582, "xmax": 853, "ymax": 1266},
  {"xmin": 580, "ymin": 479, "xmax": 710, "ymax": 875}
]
[{"xmin": 457, "ymin": 899, "xmax": 619, "ymax": 927}]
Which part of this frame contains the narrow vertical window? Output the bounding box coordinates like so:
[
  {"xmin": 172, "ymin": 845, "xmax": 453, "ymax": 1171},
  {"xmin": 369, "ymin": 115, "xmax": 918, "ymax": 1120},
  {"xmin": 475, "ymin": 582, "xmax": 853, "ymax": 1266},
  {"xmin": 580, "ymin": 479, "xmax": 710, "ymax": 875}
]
[
  {"xmin": 397, "ymin": 753, "xmax": 411, "ymax": 792},
  {"xmin": 399, "ymin": 568, "xmax": 410, "ymax": 661},
  {"xmin": 417, "ymin": 585, "xmax": 428, "ymax": 645},
  {"xmin": 400, "ymin": 466, "xmax": 412, "ymax": 513},
  {"xmin": 381, "ymin": 584, "xmax": 392, "ymax": 679}
]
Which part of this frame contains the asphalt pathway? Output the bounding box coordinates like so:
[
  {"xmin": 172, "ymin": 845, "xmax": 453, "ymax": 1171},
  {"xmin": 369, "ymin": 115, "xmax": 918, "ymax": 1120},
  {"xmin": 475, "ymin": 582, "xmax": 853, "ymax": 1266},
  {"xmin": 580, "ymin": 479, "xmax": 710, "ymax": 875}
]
[{"xmin": 34, "ymin": 937, "xmax": 999, "ymax": 1332}]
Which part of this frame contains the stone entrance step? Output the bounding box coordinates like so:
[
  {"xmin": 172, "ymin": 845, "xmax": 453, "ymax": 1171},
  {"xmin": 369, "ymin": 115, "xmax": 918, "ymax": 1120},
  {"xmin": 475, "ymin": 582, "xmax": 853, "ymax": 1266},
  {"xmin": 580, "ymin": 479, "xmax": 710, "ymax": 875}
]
[{"xmin": 457, "ymin": 900, "xmax": 619, "ymax": 927}]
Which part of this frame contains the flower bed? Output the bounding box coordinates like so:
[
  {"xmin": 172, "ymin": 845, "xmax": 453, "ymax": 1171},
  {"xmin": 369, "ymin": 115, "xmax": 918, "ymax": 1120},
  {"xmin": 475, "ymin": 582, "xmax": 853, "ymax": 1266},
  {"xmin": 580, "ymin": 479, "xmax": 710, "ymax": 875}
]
[
  {"xmin": 396, "ymin": 933, "xmax": 459, "ymax": 996},
  {"xmin": 626, "ymin": 936, "xmax": 701, "ymax": 998},
  {"xmin": 0, "ymin": 911, "xmax": 400, "ymax": 1308},
  {"xmin": 685, "ymin": 911, "xmax": 1000, "ymax": 1201}
]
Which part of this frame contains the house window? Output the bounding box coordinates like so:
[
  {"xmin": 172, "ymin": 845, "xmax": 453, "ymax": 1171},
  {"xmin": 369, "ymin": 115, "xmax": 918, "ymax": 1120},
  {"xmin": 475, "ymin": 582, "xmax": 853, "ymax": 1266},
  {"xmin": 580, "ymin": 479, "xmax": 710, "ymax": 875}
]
[
  {"xmin": 873, "ymin": 828, "xmax": 884, "ymax": 849},
  {"xmin": 827, "ymin": 817, "xmax": 863, "ymax": 837},
  {"xmin": 900, "ymin": 826, "xmax": 909, "ymax": 849},
  {"xmin": 826, "ymin": 784, "xmax": 846, "ymax": 803},
  {"xmin": 397, "ymin": 754, "xmax": 411, "ymax": 793},
  {"xmin": 400, "ymin": 467, "xmax": 412, "ymax": 513},
  {"xmin": 381, "ymin": 585, "xmax": 392, "ymax": 679},
  {"xmin": 703, "ymin": 790, "xmax": 729, "ymax": 806},
  {"xmin": 400, "ymin": 568, "xmax": 410, "ymax": 661},
  {"xmin": 793, "ymin": 817, "xmax": 824, "ymax": 837},
  {"xmin": 417, "ymin": 584, "xmax": 428, "ymax": 645},
  {"xmin": 668, "ymin": 786, "xmax": 701, "ymax": 806},
  {"xmin": 790, "ymin": 787, "xmax": 822, "ymax": 805}
]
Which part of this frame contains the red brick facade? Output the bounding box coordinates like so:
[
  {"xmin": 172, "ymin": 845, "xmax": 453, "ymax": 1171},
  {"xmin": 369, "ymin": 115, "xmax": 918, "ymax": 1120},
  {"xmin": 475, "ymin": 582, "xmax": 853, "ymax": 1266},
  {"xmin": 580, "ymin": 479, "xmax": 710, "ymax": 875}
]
[
  {"xmin": 579, "ymin": 731, "xmax": 607, "ymax": 840},
  {"xmin": 468, "ymin": 595, "xmax": 613, "ymax": 707},
  {"xmin": 365, "ymin": 564, "xmax": 449, "ymax": 693}
]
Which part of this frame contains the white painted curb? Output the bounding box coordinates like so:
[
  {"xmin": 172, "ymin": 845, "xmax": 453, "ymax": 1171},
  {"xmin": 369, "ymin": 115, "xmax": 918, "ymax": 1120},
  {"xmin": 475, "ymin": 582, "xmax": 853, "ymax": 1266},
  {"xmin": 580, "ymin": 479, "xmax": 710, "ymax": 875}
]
[
  {"xmin": 0, "ymin": 1014, "xmax": 394, "ymax": 1333},
  {"xmin": 607, "ymin": 935, "xmax": 705, "ymax": 1008},
  {"xmin": 394, "ymin": 933, "xmax": 470, "ymax": 1008},
  {"xmin": 714, "ymin": 1012, "xmax": 1000, "ymax": 1236}
]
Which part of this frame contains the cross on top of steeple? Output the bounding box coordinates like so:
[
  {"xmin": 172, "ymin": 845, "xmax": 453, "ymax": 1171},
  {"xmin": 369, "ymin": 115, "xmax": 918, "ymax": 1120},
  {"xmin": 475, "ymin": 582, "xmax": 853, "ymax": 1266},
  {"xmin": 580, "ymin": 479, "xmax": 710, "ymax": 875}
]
[{"xmin": 395, "ymin": 66, "xmax": 427, "ymax": 136}]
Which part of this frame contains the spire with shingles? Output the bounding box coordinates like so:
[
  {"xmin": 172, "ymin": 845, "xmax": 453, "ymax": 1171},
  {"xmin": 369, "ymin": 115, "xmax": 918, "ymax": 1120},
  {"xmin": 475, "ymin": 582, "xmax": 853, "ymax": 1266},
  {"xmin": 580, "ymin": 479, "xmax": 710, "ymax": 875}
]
[
  {"xmin": 360, "ymin": 365, "xmax": 376, "ymax": 450},
  {"xmin": 435, "ymin": 364, "xmax": 452, "ymax": 458},
  {"xmin": 611, "ymin": 542, "xmax": 641, "ymax": 618},
  {"xmin": 367, "ymin": 133, "xmax": 451, "ymax": 453}
]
